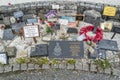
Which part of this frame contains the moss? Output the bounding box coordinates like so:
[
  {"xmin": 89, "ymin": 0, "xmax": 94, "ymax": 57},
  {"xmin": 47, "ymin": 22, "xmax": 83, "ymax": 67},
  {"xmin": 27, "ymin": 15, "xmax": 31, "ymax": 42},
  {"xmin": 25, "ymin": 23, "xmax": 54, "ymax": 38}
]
[
  {"xmin": 52, "ymin": 59, "xmax": 59, "ymax": 64},
  {"xmin": 67, "ymin": 59, "xmax": 76, "ymax": 65},
  {"xmin": 93, "ymin": 59, "xmax": 111, "ymax": 72},
  {"xmin": 16, "ymin": 58, "xmax": 29, "ymax": 64}
]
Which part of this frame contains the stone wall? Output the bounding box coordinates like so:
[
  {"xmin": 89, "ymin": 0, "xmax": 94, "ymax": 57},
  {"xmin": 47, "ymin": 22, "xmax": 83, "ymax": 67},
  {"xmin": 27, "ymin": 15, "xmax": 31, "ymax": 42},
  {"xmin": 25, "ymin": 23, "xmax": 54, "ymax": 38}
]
[{"xmin": 0, "ymin": 59, "xmax": 120, "ymax": 78}]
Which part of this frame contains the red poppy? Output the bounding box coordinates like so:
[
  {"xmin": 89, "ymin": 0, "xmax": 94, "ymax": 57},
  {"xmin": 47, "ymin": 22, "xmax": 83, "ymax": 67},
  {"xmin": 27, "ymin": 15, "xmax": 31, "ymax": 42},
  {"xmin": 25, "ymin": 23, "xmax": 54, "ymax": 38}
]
[{"xmin": 79, "ymin": 25, "xmax": 103, "ymax": 43}]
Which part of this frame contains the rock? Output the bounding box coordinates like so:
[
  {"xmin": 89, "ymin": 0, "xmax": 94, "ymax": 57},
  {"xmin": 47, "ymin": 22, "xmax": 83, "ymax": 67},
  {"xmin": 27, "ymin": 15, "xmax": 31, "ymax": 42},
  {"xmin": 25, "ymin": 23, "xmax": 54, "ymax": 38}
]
[
  {"xmin": 67, "ymin": 63, "xmax": 74, "ymax": 69},
  {"xmin": 105, "ymin": 68, "xmax": 111, "ymax": 74},
  {"xmin": 27, "ymin": 64, "xmax": 34, "ymax": 70},
  {"xmin": 20, "ymin": 63, "xmax": 27, "ymax": 70},
  {"xmin": 51, "ymin": 64, "xmax": 59, "ymax": 69},
  {"xmin": 12, "ymin": 64, "xmax": 20, "ymax": 71},
  {"xmin": 82, "ymin": 63, "xmax": 88, "ymax": 71},
  {"xmin": 42, "ymin": 64, "xmax": 50, "ymax": 69},
  {"xmin": 90, "ymin": 64, "xmax": 97, "ymax": 72},
  {"xmin": 4, "ymin": 65, "xmax": 12, "ymax": 73},
  {"xmin": 59, "ymin": 63, "xmax": 66, "ymax": 69},
  {"xmin": 75, "ymin": 61, "xmax": 83, "ymax": 70},
  {"xmin": 34, "ymin": 64, "xmax": 41, "ymax": 70},
  {"xmin": 0, "ymin": 66, "xmax": 4, "ymax": 73},
  {"xmin": 113, "ymin": 68, "xmax": 120, "ymax": 76}
]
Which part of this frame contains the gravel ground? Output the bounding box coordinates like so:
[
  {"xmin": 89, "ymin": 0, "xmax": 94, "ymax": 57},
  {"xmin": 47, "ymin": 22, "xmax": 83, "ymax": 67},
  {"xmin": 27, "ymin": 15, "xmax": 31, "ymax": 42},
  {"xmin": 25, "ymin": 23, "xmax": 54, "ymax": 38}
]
[{"xmin": 0, "ymin": 69, "xmax": 119, "ymax": 80}]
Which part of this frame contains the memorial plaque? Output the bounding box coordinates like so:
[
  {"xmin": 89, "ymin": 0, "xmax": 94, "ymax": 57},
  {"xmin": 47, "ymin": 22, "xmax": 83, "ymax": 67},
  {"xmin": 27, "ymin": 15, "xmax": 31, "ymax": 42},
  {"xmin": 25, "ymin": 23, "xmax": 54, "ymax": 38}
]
[
  {"xmin": 88, "ymin": 49, "xmax": 106, "ymax": 59},
  {"xmin": 111, "ymin": 25, "xmax": 120, "ymax": 34},
  {"xmin": 27, "ymin": 18, "xmax": 38, "ymax": 24},
  {"xmin": 98, "ymin": 39, "xmax": 118, "ymax": 51},
  {"xmin": 76, "ymin": 16, "xmax": 84, "ymax": 21},
  {"xmin": 77, "ymin": 6, "xmax": 85, "ymax": 14},
  {"xmin": 23, "ymin": 25, "xmax": 39, "ymax": 38},
  {"xmin": 67, "ymin": 28, "xmax": 78, "ymax": 34},
  {"xmin": 103, "ymin": 6, "xmax": 117, "ymax": 16},
  {"xmin": 5, "ymin": 47, "xmax": 17, "ymax": 57},
  {"xmin": 49, "ymin": 41, "xmax": 84, "ymax": 58},
  {"xmin": 3, "ymin": 17, "xmax": 10, "ymax": 25},
  {"xmin": 52, "ymin": 23, "xmax": 60, "ymax": 30},
  {"xmin": 2, "ymin": 29, "xmax": 16, "ymax": 40},
  {"xmin": 61, "ymin": 16, "xmax": 75, "ymax": 22},
  {"xmin": 30, "ymin": 44, "xmax": 48, "ymax": 57},
  {"xmin": 0, "ymin": 52, "xmax": 7, "ymax": 64},
  {"xmin": 12, "ymin": 22, "xmax": 25, "ymax": 32},
  {"xmin": 13, "ymin": 11, "xmax": 24, "ymax": 18}
]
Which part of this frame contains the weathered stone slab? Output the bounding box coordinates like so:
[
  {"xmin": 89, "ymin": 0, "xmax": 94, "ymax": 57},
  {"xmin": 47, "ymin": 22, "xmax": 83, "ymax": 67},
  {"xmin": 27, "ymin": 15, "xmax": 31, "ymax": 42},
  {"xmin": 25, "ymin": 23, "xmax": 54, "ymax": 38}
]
[
  {"xmin": 82, "ymin": 63, "xmax": 89, "ymax": 71},
  {"xmin": 59, "ymin": 63, "xmax": 66, "ymax": 69},
  {"xmin": 0, "ymin": 66, "xmax": 4, "ymax": 73},
  {"xmin": 51, "ymin": 64, "xmax": 59, "ymax": 69},
  {"xmin": 75, "ymin": 61, "xmax": 83, "ymax": 70},
  {"xmin": 12, "ymin": 64, "xmax": 20, "ymax": 71},
  {"xmin": 42, "ymin": 64, "xmax": 50, "ymax": 69},
  {"xmin": 90, "ymin": 64, "xmax": 97, "ymax": 72},
  {"xmin": 67, "ymin": 63, "xmax": 74, "ymax": 69},
  {"xmin": 34, "ymin": 64, "xmax": 41, "ymax": 70},
  {"xmin": 20, "ymin": 63, "xmax": 27, "ymax": 70},
  {"xmin": 27, "ymin": 64, "xmax": 34, "ymax": 70},
  {"xmin": 4, "ymin": 65, "xmax": 12, "ymax": 73}
]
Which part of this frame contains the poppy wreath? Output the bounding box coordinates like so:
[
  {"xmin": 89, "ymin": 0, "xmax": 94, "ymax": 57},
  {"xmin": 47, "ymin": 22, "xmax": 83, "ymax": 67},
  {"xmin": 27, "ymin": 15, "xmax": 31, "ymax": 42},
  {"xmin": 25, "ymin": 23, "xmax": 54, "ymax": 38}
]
[{"xmin": 79, "ymin": 25, "xmax": 103, "ymax": 43}]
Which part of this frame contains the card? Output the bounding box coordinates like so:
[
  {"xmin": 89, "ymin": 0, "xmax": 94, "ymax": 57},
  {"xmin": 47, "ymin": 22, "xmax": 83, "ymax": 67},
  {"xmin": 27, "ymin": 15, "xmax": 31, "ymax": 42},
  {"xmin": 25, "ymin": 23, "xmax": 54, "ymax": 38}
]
[
  {"xmin": 59, "ymin": 19, "xmax": 68, "ymax": 25},
  {"xmin": 0, "ymin": 52, "xmax": 7, "ymax": 64},
  {"xmin": 52, "ymin": 4, "xmax": 60, "ymax": 9}
]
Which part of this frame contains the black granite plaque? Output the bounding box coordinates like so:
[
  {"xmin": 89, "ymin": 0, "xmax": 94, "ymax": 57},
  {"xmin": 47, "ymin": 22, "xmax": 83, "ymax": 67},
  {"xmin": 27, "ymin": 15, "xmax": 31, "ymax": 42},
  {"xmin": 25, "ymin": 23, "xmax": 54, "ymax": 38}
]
[
  {"xmin": 49, "ymin": 41, "xmax": 84, "ymax": 58},
  {"xmin": 111, "ymin": 25, "xmax": 120, "ymax": 34},
  {"xmin": 98, "ymin": 39, "xmax": 118, "ymax": 51},
  {"xmin": 30, "ymin": 44, "xmax": 48, "ymax": 57},
  {"xmin": 2, "ymin": 29, "xmax": 16, "ymax": 40},
  {"xmin": 77, "ymin": 6, "xmax": 85, "ymax": 14},
  {"xmin": 52, "ymin": 23, "xmax": 60, "ymax": 30},
  {"xmin": 76, "ymin": 16, "xmax": 84, "ymax": 21},
  {"xmin": 67, "ymin": 28, "xmax": 78, "ymax": 34},
  {"xmin": 88, "ymin": 48, "xmax": 106, "ymax": 59}
]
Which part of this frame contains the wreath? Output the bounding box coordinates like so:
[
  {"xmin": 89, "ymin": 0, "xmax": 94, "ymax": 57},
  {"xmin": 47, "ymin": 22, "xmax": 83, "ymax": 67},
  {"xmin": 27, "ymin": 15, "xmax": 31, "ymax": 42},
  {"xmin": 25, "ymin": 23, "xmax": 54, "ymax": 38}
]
[{"xmin": 79, "ymin": 25, "xmax": 103, "ymax": 43}]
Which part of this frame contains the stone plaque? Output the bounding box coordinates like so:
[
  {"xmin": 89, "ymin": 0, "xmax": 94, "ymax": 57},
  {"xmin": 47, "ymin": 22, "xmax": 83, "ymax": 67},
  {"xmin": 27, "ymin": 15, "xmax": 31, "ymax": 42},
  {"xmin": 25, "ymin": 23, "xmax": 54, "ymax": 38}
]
[
  {"xmin": 13, "ymin": 11, "xmax": 24, "ymax": 18},
  {"xmin": 67, "ymin": 28, "xmax": 78, "ymax": 34},
  {"xmin": 52, "ymin": 23, "xmax": 60, "ymax": 30},
  {"xmin": 3, "ymin": 17, "xmax": 10, "ymax": 25},
  {"xmin": 77, "ymin": 6, "xmax": 85, "ymax": 14},
  {"xmin": 30, "ymin": 44, "xmax": 48, "ymax": 57},
  {"xmin": 111, "ymin": 25, "xmax": 120, "ymax": 34},
  {"xmin": 2, "ymin": 29, "xmax": 16, "ymax": 40},
  {"xmin": 12, "ymin": 22, "xmax": 25, "ymax": 32},
  {"xmin": 49, "ymin": 41, "xmax": 84, "ymax": 58},
  {"xmin": 98, "ymin": 39, "xmax": 118, "ymax": 51},
  {"xmin": 0, "ymin": 52, "xmax": 7, "ymax": 64},
  {"xmin": 88, "ymin": 49, "xmax": 106, "ymax": 59},
  {"xmin": 5, "ymin": 47, "xmax": 17, "ymax": 57},
  {"xmin": 27, "ymin": 18, "xmax": 38, "ymax": 24}
]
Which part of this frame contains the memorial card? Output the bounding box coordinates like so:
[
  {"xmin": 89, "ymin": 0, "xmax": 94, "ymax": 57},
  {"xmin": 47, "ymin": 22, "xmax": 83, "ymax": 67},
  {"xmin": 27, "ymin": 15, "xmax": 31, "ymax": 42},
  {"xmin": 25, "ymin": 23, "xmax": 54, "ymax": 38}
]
[
  {"xmin": 59, "ymin": 19, "xmax": 68, "ymax": 25},
  {"xmin": 23, "ymin": 25, "xmax": 39, "ymax": 38},
  {"xmin": 0, "ymin": 52, "xmax": 7, "ymax": 64}
]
